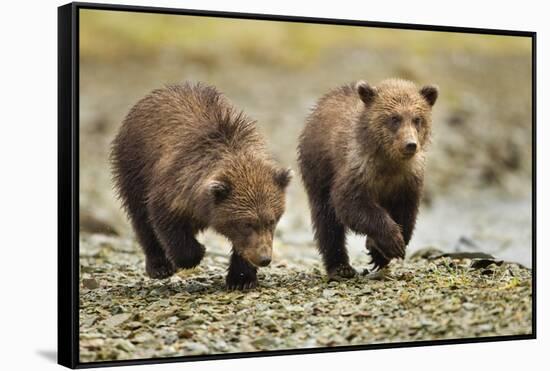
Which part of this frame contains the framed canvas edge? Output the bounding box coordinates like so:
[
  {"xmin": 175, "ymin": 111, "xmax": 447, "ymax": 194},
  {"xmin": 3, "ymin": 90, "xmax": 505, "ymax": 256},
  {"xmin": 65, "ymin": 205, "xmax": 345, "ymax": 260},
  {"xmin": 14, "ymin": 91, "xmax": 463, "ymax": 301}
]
[
  {"xmin": 73, "ymin": 1, "xmax": 536, "ymax": 36},
  {"xmin": 57, "ymin": 1, "xmax": 537, "ymax": 369},
  {"xmin": 71, "ymin": 335, "xmax": 535, "ymax": 369},
  {"xmin": 58, "ymin": 2, "xmax": 79, "ymax": 369},
  {"xmin": 531, "ymin": 32, "xmax": 537, "ymax": 339}
]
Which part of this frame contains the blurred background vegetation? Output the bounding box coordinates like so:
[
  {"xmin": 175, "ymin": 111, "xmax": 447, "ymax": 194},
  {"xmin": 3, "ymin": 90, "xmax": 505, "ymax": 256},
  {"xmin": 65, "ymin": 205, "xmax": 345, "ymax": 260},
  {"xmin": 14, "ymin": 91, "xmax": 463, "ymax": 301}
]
[
  {"xmin": 79, "ymin": 9, "xmax": 532, "ymax": 266},
  {"xmin": 80, "ymin": 11, "xmax": 530, "ymax": 66}
]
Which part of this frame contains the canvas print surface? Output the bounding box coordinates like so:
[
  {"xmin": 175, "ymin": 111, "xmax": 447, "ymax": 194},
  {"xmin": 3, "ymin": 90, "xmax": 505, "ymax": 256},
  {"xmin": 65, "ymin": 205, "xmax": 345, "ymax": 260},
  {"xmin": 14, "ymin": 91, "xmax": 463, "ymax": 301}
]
[{"xmin": 77, "ymin": 8, "xmax": 533, "ymax": 363}]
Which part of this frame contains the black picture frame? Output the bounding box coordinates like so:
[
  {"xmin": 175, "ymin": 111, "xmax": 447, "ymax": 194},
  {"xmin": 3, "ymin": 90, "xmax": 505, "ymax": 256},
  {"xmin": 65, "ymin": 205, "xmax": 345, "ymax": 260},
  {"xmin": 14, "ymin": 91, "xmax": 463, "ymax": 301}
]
[{"xmin": 58, "ymin": 2, "xmax": 537, "ymax": 369}]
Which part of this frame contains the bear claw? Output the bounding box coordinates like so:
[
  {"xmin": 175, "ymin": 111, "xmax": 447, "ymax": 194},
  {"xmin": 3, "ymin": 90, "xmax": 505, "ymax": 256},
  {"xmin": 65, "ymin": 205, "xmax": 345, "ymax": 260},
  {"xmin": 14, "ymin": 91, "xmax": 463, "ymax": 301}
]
[
  {"xmin": 366, "ymin": 248, "xmax": 391, "ymax": 272},
  {"xmin": 226, "ymin": 278, "xmax": 258, "ymax": 291}
]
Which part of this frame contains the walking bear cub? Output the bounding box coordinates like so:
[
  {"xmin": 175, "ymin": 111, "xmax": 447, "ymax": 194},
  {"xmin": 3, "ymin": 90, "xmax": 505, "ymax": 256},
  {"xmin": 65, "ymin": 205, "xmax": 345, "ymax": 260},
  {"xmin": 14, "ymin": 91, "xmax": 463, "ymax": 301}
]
[
  {"xmin": 111, "ymin": 82, "xmax": 291, "ymax": 290},
  {"xmin": 298, "ymin": 79, "xmax": 438, "ymax": 279}
]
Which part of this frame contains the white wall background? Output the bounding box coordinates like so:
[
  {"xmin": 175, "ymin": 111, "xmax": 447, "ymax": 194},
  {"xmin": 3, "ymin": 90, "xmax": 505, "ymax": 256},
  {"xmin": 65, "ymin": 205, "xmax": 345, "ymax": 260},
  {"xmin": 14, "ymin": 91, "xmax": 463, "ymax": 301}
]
[{"xmin": 0, "ymin": 0, "xmax": 546, "ymax": 369}]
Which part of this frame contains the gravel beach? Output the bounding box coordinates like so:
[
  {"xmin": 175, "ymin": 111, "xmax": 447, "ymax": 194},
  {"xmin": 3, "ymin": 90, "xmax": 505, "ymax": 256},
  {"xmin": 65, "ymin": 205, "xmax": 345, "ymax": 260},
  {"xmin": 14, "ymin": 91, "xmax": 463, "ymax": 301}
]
[{"xmin": 79, "ymin": 233, "xmax": 532, "ymax": 362}]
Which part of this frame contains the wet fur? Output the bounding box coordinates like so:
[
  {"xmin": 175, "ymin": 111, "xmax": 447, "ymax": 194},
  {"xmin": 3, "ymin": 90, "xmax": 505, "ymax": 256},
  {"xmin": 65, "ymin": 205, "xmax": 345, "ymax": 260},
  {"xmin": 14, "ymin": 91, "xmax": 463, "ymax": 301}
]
[
  {"xmin": 297, "ymin": 79, "xmax": 437, "ymax": 277},
  {"xmin": 111, "ymin": 82, "xmax": 290, "ymax": 289}
]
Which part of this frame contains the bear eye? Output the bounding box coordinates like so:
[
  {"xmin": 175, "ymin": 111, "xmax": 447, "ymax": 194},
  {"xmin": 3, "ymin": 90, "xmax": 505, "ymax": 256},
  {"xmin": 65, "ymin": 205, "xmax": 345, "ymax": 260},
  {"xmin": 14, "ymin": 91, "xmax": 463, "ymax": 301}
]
[
  {"xmin": 243, "ymin": 222, "xmax": 256, "ymax": 231},
  {"xmin": 413, "ymin": 117, "xmax": 422, "ymax": 127},
  {"xmin": 388, "ymin": 114, "xmax": 402, "ymax": 128}
]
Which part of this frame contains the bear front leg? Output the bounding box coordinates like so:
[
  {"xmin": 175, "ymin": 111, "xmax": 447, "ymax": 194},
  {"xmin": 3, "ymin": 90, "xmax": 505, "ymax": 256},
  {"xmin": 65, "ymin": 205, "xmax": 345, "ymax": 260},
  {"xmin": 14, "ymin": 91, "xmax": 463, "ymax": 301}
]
[
  {"xmin": 332, "ymin": 189, "xmax": 405, "ymax": 262},
  {"xmin": 366, "ymin": 191, "xmax": 420, "ymax": 271},
  {"xmin": 148, "ymin": 204, "xmax": 206, "ymax": 270},
  {"xmin": 360, "ymin": 209, "xmax": 405, "ymax": 263},
  {"xmin": 226, "ymin": 252, "xmax": 258, "ymax": 290}
]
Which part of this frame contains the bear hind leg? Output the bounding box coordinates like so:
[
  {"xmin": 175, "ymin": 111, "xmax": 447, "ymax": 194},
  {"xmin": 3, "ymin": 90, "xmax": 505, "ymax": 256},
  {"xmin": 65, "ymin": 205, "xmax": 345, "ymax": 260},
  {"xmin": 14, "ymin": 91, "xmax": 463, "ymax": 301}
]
[
  {"xmin": 127, "ymin": 205, "xmax": 175, "ymax": 279},
  {"xmin": 170, "ymin": 232, "xmax": 205, "ymax": 270},
  {"xmin": 148, "ymin": 205, "xmax": 206, "ymax": 270}
]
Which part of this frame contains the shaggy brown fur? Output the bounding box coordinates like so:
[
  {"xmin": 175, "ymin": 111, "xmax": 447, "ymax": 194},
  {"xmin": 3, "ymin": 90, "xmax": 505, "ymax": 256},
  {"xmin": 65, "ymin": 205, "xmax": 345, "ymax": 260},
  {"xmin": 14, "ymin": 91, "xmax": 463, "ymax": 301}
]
[
  {"xmin": 297, "ymin": 79, "xmax": 438, "ymax": 279},
  {"xmin": 111, "ymin": 82, "xmax": 291, "ymax": 290}
]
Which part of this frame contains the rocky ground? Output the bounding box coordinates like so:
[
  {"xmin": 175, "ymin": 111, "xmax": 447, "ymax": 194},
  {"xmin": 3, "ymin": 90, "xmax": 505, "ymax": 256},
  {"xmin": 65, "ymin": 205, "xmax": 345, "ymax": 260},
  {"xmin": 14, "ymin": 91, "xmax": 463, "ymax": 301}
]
[{"xmin": 79, "ymin": 233, "xmax": 532, "ymax": 363}]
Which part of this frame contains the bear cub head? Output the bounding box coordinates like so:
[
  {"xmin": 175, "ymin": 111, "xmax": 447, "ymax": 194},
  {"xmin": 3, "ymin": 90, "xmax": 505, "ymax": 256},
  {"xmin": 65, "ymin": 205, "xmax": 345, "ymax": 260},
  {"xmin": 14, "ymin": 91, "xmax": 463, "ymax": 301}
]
[
  {"xmin": 201, "ymin": 155, "xmax": 292, "ymax": 268},
  {"xmin": 355, "ymin": 79, "xmax": 438, "ymax": 163}
]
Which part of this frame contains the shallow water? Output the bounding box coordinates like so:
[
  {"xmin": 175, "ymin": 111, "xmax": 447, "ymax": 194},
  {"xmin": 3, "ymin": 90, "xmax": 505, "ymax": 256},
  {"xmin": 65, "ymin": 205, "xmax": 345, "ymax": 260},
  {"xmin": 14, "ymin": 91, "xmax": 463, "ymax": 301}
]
[
  {"xmin": 253, "ymin": 188, "xmax": 533, "ymax": 269},
  {"xmin": 342, "ymin": 192, "xmax": 532, "ymax": 267},
  {"xmin": 412, "ymin": 192, "xmax": 532, "ymax": 267}
]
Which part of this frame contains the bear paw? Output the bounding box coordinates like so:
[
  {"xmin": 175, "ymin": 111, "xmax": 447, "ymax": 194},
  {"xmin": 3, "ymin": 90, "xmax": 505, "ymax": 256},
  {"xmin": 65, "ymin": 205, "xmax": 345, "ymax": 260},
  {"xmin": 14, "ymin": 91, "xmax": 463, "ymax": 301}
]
[
  {"xmin": 145, "ymin": 256, "xmax": 175, "ymax": 279},
  {"xmin": 366, "ymin": 247, "xmax": 391, "ymax": 272},
  {"xmin": 173, "ymin": 242, "xmax": 206, "ymax": 270},
  {"xmin": 225, "ymin": 271, "xmax": 258, "ymax": 291},
  {"xmin": 327, "ymin": 263, "xmax": 357, "ymax": 281}
]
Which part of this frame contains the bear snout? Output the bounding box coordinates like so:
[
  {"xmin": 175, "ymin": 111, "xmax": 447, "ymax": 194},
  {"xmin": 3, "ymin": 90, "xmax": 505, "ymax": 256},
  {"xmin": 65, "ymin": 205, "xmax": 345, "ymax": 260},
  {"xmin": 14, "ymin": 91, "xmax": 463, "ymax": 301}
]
[
  {"xmin": 257, "ymin": 255, "xmax": 272, "ymax": 267},
  {"xmin": 247, "ymin": 244, "xmax": 273, "ymax": 267},
  {"xmin": 402, "ymin": 141, "xmax": 418, "ymax": 157}
]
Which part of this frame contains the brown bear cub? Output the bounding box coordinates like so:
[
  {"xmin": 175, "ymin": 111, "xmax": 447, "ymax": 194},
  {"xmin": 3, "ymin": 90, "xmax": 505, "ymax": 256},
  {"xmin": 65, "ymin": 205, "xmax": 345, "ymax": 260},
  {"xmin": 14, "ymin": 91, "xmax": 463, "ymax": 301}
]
[
  {"xmin": 298, "ymin": 79, "xmax": 438, "ymax": 279},
  {"xmin": 111, "ymin": 82, "xmax": 291, "ymax": 290}
]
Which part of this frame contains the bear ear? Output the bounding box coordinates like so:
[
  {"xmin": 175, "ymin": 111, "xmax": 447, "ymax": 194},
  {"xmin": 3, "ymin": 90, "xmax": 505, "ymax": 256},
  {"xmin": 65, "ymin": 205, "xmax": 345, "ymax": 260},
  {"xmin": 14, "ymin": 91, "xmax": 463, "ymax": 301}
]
[
  {"xmin": 419, "ymin": 85, "xmax": 439, "ymax": 106},
  {"xmin": 207, "ymin": 179, "xmax": 232, "ymax": 203},
  {"xmin": 356, "ymin": 80, "xmax": 377, "ymax": 105},
  {"xmin": 274, "ymin": 167, "xmax": 293, "ymax": 189}
]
